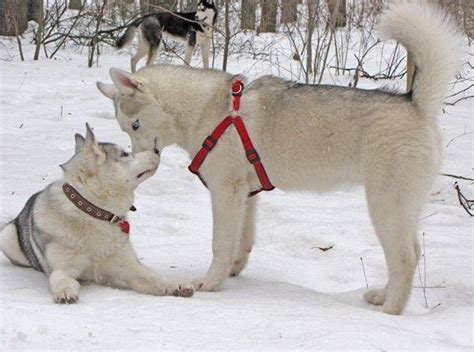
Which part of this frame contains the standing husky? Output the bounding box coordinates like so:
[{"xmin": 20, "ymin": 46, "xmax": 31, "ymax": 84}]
[
  {"xmin": 97, "ymin": 1, "xmax": 462, "ymax": 314},
  {"xmin": 116, "ymin": 0, "xmax": 217, "ymax": 72},
  {"xmin": 0, "ymin": 124, "xmax": 193, "ymax": 303}
]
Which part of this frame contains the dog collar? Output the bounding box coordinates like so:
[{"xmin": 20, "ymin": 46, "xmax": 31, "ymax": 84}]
[{"xmin": 62, "ymin": 183, "xmax": 130, "ymax": 234}]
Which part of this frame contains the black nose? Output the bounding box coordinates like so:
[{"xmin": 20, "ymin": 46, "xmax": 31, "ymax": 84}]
[{"xmin": 153, "ymin": 147, "xmax": 160, "ymax": 155}]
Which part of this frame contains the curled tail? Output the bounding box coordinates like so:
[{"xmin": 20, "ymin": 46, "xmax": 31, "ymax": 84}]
[
  {"xmin": 0, "ymin": 223, "xmax": 30, "ymax": 267},
  {"xmin": 378, "ymin": 1, "xmax": 462, "ymax": 117},
  {"xmin": 116, "ymin": 19, "xmax": 142, "ymax": 49}
]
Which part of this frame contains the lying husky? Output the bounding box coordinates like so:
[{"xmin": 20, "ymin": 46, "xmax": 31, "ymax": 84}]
[
  {"xmin": 116, "ymin": 0, "xmax": 217, "ymax": 72},
  {"xmin": 0, "ymin": 124, "xmax": 193, "ymax": 303},
  {"xmin": 97, "ymin": 1, "xmax": 461, "ymax": 314}
]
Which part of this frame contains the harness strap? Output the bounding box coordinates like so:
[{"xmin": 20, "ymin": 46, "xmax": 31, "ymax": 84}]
[{"xmin": 188, "ymin": 80, "xmax": 275, "ymax": 197}]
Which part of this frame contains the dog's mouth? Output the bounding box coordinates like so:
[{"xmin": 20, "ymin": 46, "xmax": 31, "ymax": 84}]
[{"xmin": 136, "ymin": 167, "xmax": 157, "ymax": 179}]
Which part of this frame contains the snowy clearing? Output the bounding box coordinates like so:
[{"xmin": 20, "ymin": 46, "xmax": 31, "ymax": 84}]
[{"xmin": 0, "ymin": 28, "xmax": 473, "ymax": 351}]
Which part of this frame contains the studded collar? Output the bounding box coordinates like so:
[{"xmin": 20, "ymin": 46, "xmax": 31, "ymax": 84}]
[{"xmin": 62, "ymin": 183, "xmax": 125, "ymax": 223}]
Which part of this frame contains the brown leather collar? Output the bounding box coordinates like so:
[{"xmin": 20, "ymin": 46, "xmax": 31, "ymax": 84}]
[{"xmin": 63, "ymin": 183, "xmax": 124, "ymax": 223}]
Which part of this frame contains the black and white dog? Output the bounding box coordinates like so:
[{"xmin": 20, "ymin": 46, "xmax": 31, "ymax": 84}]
[{"xmin": 116, "ymin": 0, "xmax": 217, "ymax": 72}]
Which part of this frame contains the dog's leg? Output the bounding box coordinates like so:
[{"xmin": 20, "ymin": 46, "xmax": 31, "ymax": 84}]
[
  {"xmin": 97, "ymin": 245, "xmax": 193, "ymax": 297},
  {"xmin": 131, "ymin": 34, "xmax": 149, "ymax": 73},
  {"xmin": 230, "ymin": 196, "xmax": 256, "ymax": 277},
  {"xmin": 49, "ymin": 270, "xmax": 81, "ymax": 304},
  {"xmin": 364, "ymin": 163, "xmax": 427, "ymax": 314},
  {"xmin": 200, "ymin": 37, "xmax": 210, "ymax": 69},
  {"xmin": 184, "ymin": 30, "xmax": 196, "ymax": 66},
  {"xmin": 146, "ymin": 39, "xmax": 161, "ymax": 67},
  {"xmin": 193, "ymin": 181, "xmax": 247, "ymax": 291}
]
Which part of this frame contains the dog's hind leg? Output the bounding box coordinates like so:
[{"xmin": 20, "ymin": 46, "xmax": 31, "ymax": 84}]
[
  {"xmin": 363, "ymin": 149, "xmax": 432, "ymax": 314},
  {"xmin": 184, "ymin": 31, "xmax": 196, "ymax": 66},
  {"xmin": 200, "ymin": 37, "xmax": 210, "ymax": 69},
  {"xmin": 230, "ymin": 196, "xmax": 256, "ymax": 277}
]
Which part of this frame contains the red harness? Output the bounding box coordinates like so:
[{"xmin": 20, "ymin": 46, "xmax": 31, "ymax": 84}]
[{"xmin": 188, "ymin": 80, "xmax": 275, "ymax": 197}]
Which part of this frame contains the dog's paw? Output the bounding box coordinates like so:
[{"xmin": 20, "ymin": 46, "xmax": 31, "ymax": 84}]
[
  {"xmin": 364, "ymin": 287, "xmax": 386, "ymax": 306},
  {"xmin": 229, "ymin": 254, "xmax": 250, "ymax": 277},
  {"xmin": 168, "ymin": 283, "xmax": 194, "ymax": 298},
  {"xmin": 191, "ymin": 277, "xmax": 222, "ymax": 292},
  {"xmin": 372, "ymin": 303, "xmax": 402, "ymax": 315},
  {"xmin": 53, "ymin": 287, "xmax": 79, "ymax": 304}
]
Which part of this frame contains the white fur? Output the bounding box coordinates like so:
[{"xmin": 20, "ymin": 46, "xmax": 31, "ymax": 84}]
[
  {"xmin": 377, "ymin": 0, "xmax": 463, "ymax": 118},
  {"xmin": 0, "ymin": 125, "xmax": 194, "ymax": 303},
  {"xmin": 97, "ymin": 1, "xmax": 461, "ymax": 315}
]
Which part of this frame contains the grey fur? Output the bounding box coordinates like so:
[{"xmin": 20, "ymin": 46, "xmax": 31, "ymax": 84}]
[{"xmin": 0, "ymin": 126, "xmax": 194, "ymax": 303}]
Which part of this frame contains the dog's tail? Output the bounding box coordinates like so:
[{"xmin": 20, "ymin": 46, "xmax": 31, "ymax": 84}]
[
  {"xmin": 0, "ymin": 222, "xmax": 30, "ymax": 267},
  {"xmin": 115, "ymin": 18, "xmax": 143, "ymax": 49},
  {"xmin": 378, "ymin": 1, "xmax": 462, "ymax": 118}
]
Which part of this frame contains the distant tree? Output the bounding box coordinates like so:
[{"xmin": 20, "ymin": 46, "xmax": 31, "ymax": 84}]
[
  {"xmin": 0, "ymin": 0, "xmax": 28, "ymax": 36},
  {"xmin": 69, "ymin": 0, "xmax": 83, "ymax": 10},
  {"xmin": 260, "ymin": 0, "xmax": 277, "ymax": 33},
  {"xmin": 241, "ymin": 0, "xmax": 256, "ymax": 30},
  {"xmin": 141, "ymin": 0, "xmax": 177, "ymax": 12},
  {"xmin": 27, "ymin": 0, "xmax": 43, "ymax": 24},
  {"xmin": 281, "ymin": 0, "xmax": 298, "ymax": 24},
  {"xmin": 327, "ymin": 0, "xmax": 346, "ymax": 28}
]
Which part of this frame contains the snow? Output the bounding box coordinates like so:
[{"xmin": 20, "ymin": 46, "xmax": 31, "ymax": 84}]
[{"xmin": 0, "ymin": 30, "xmax": 473, "ymax": 350}]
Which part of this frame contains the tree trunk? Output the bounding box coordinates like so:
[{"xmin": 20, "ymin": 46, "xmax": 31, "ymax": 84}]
[
  {"xmin": 327, "ymin": 0, "xmax": 346, "ymax": 28},
  {"xmin": 69, "ymin": 0, "xmax": 83, "ymax": 10},
  {"xmin": 0, "ymin": 0, "xmax": 28, "ymax": 36},
  {"xmin": 222, "ymin": 0, "xmax": 230, "ymax": 71},
  {"xmin": 260, "ymin": 0, "xmax": 278, "ymax": 33},
  {"xmin": 241, "ymin": 0, "xmax": 256, "ymax": 30},
  {"xmin": 27, "ymin": 0, "xmax": 43, "ymax": 24},
  {"xmin": 406, "ymin": 51, "xmax": 415, "ymax": 93},
  {"xmin": 141, "ymin": 0, "xmax": 177, "ymax": 12},
  {"xmin": 281, "ymin": 0, "xmax": 298, "ymax": 24}
]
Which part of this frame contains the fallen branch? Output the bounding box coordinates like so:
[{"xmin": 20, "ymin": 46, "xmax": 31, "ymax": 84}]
[{"xmin": 440, "ymin": 173, "xmax": 474, "ymax": 181}]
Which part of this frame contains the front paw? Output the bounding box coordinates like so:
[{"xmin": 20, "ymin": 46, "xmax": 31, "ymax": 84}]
[
  {"xmin": 166, "ymin": 283, "xmax": 194, "ymax": 298},
  {"xmin": 53, "ymin": 285, "xmax": 79, "ymax": 304},
  {"xmin": 192, "ymin": 276, "xmax": 223, "ymax": 292}
]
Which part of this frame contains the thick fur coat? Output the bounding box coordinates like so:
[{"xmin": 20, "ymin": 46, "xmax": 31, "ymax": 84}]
[{"xmin": 97, "ymin": 1, "xmax": 462, "ymax": 314}]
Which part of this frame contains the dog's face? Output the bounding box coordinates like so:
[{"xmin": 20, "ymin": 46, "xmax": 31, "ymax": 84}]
[
  {"xmin": 62, "ymin": 124, "xmax": 160, "ymax": 191},
  {"xmin": 196, "ymin": 0, "xmax": 217, "ymax": 24},
  {"xmin": 97, "ymin": 69, "xmax": 173, "ymax": 153}
]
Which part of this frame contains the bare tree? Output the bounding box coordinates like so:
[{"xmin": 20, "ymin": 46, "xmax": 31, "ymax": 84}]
[
  {"xmin": 241, "ymin": 0, "xmax": 256, "ymax": 30},
  {"xmin": 69, "ymin": 0, "xmax": 83, "ymax": 10},
  {"xmin": 327, "ymin": 0, "xmax": 346, "ymax": 28},
  {"xmin": 141, "ymin": 0, "xmax": 177, "ymax": 12},
  {"xmin": 28, "ymin": 0, "xmax": 43, "ymax": 24},
  {"xmin": 260, "ymin": 0, "xmax": 278, "ymax": 33},
  {"xmin": 0, "ymin": 0, "xmax": 28, "ymax": 36},
  {"xmin": 222, "ymin": 0, "xmax": 230, "ymax": 71},
  {"xmin": 281, "ymin": 0, "xmax": 299, "ymax": 24}
]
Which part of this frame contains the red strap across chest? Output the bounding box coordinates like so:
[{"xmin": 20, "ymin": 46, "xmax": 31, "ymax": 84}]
[{"xmin": 188, "ymin": 80, "xmax": 275, "ymax": 197}]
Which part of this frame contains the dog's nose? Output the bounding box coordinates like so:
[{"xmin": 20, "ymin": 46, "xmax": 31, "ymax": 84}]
[{"xmin": 153, "ymin": 147, "xmax": 160, "ymax": 155}]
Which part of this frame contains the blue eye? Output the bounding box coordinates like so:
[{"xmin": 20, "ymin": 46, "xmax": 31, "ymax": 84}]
[{"xmin": 132, "ymin": 119, "xmax": 140, "ymax": 131}]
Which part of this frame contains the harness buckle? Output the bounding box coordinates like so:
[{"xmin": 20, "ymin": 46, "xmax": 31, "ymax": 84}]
[
  {"xmin": 202, "ymin": 135, "xmax": 217, "ymax": 151},
  {"xmin": 246, "ymin": 149, "xmax": 260, "ymax": 164}
]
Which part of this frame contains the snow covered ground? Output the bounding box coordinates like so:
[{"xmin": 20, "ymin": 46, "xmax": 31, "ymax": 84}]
[{"xmin": 0, "ymin": 31, "xmax": 472, "ymax": 351}]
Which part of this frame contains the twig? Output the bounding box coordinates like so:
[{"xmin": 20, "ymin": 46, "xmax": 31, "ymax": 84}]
[
  {"xmin": 360, "ymin": 257, "xmax": 368, "ymax": 289},
  {"xmin": 440, "ymin": 173, "xmax": 474, "ymax": 182}
]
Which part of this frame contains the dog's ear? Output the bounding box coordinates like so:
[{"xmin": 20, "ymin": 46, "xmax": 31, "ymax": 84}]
[
  {"xmin": 109, "ymin": 68, "xmax": 145, "ymax": 96},
  {"xmin": 84, "ymin": 123, "xmax": 106, "ymax": 165},
  {"xmin": 96, "ymin": 82, "xmax": 118, "ymax": 100},
  {"xmin": 75, "ymin": 133, "xmax": 85, "ymax": 153}
]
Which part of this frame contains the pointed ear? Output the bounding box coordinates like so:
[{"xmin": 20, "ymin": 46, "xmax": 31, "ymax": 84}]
[
  {"xmin": 84, "ymin": 123, "xmax": 106, "ymax": 165},
  {"xmin": 96, "ymin": 82, "xmax": 118, "ymax": 99},
  {"xmin": 109, "ymin": 68, "xmax": 145, "ymax": 96},
  {"xmin": 75, "ymin": 133, "xmax": 85, "ymax": 153}
]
